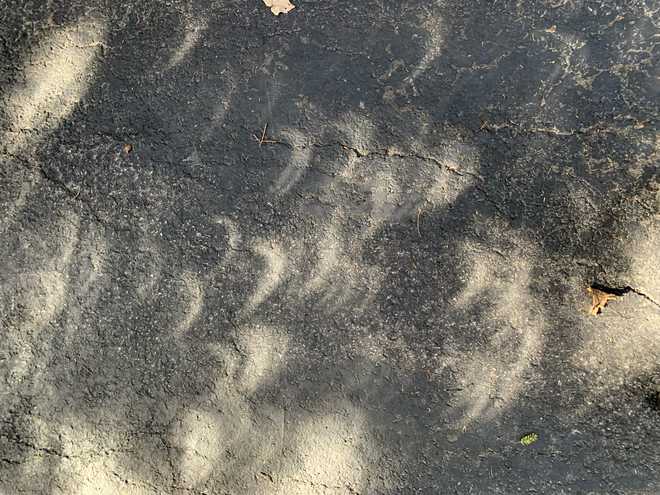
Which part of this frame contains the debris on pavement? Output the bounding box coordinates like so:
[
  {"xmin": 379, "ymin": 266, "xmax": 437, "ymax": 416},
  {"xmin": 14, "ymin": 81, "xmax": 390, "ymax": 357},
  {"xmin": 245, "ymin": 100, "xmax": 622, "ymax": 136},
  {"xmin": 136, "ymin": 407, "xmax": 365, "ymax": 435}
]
[
  {"xmin": 520, "ymin": 432, "xmax": 539, "ymax": 446},
  {"xmin": 263, "ymin": 0, "xmax": 295, "ymax": 16},
  {"xmin": 587, "ymin": 286, "xmax": 619, "ymax": 316}
]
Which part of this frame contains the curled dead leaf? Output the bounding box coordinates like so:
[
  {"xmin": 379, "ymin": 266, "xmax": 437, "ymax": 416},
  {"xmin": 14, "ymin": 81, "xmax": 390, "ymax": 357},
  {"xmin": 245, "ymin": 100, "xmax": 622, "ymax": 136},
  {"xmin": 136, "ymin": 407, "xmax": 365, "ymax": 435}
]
[
  {"xmin": 587, "ymin": 286, "xmax": 618, "ymax": 316},
  {"xmin": 545, "ymin": 25, "xmax": 557, "ymax": 33},
  {"xmin": 122, "ymin": 143, "xmax": 133, "ymax": 155},
  {"xmin": 263, "ymin": 0, "xmax": 295, "ymax": 16}
]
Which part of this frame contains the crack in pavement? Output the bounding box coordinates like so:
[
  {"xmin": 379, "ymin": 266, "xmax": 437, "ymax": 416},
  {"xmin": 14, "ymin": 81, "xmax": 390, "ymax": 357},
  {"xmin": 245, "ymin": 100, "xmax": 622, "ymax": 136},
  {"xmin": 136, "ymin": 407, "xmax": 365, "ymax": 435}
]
[
  {"xmin": 266, "ymin": 139, "xmax": 513, "ymax": 219},
  {"xmin": 111, "ymin": 470, "xmax": 161, "ymax": 494},
  {"xmin": 284, "ymin": 476, "xmax": 361, "ymax": 493},
  {"xmin": 622, "ymin": 286, "xmax": 660, "ymax": 309},
  {"xmin": 313, "ymin": 141, "xmax": 518, "ymax": 218},
  {"xmin": 1, "ymin": 435, "xmax": 70, "ymax": 460},
  {"xmin": 311, "ymin": 140, "xmax": 483, "ymax": 181},
  {"xmin": 479, "ymin": 120, "xmax": 651, "ymax": 137},
  {"xmin": 592, "ymin": 282, "xmax": 660, "ymax": 309},
  {"xmin": 627, "ymin": 287, "xmax": 660, "ymax": 308}
]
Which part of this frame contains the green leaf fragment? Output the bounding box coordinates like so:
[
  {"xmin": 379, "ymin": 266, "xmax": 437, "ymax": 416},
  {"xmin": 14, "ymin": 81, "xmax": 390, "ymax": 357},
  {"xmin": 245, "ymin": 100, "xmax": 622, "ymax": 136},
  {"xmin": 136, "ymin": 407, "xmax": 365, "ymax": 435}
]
[{"xmin": 520, "ymin": 432, "xmax": 539, "ymax": 446}]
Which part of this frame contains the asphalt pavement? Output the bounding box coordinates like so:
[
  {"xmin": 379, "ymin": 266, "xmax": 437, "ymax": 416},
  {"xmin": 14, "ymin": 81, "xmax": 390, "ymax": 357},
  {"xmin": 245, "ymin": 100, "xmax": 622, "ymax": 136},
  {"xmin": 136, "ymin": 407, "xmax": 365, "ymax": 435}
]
[{"xmin": 1, "ymin": 1, "xmax": 659, "ymax": 493}]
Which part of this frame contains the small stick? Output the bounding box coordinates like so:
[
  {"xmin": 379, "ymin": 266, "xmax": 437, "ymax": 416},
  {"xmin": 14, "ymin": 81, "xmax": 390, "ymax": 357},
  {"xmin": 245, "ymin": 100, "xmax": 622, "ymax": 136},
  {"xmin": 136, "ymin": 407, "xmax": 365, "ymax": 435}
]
[
  {"xmin": 416, "ymin": 207, "xmax": 422, "ymax": 237},
  {"xmin": 253, "ymin": 123, "xmax": 278, "ymax": 146}
]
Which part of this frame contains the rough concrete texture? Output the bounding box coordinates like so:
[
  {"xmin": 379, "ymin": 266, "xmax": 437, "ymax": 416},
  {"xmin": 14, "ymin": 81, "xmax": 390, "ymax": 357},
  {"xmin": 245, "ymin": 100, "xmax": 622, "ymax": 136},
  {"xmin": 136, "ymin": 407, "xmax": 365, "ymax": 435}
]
[{"xmin": 0, "ymin": 0, "xmax": 659, "ymax": 493}]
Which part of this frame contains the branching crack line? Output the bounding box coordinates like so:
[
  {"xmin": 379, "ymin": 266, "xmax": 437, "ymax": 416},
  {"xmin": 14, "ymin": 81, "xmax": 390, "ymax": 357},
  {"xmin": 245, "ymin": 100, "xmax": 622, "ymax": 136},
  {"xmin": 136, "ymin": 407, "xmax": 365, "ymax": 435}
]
[
  {"xmin": 1, "ymin": 436, "xmax": 70, "ymax": 459},
  {"xmin": 305, "ymin": 140, "xmax": 511, "ymax": 217},
  {"xmin": 479, "ymin": 120, "xmax": 650, "ymax": 137},
  {"xmin": 592, "ymin": 282, "xmax": 660, "ymax": 309},
  {"xmin": 284, "ymin": 477, "xmax": 360, "ymax": 493},
  {"xmin": 627, "ymin": 287, "xmax": 660, "ymax": 309},
  {"xmin": 111, "ymin": 470, "xmax": 160, "ymax": 494},
  {"xmin": 171, "ymin": 485, "xmax": 212, "ymax": 495},
  {"xmin": 309, "ymin": 141, "xmax": 483, "ymax": 181}
]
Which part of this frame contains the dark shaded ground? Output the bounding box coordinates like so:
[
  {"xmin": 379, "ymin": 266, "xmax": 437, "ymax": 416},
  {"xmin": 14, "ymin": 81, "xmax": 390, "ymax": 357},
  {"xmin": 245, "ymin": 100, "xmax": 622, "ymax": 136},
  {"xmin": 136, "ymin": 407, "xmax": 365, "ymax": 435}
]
[{"xmin": 1, "ymin": 0, "xmax": 659, "ymax": 493}]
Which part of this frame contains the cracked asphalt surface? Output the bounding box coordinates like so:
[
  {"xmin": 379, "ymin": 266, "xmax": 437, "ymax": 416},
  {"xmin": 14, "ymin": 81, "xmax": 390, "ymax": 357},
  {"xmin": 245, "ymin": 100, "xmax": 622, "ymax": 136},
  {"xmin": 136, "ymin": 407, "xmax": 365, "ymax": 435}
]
[{"xmin": 1, "ymin": 0, "xmax": 659, "ymax": 493}]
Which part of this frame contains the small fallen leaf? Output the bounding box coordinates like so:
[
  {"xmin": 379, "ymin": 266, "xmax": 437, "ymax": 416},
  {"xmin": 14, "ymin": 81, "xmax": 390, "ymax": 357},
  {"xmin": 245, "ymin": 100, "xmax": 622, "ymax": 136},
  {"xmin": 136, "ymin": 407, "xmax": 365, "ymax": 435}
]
[
  {"xmin": 263, "ymin": 0, "xmax": 295, "ymax": 16},
  {"xmin": 122, "ymin": 143, "xmax": 133, "ymax": 155},
  {"xmin": 608, "ymin": 14, "xmax": 625, "ymax": 28},
  {"xmin": 587, "ymin": 286, "xmax": 618, "ymax": 316},
  {"xmin": 520, "ymin": 432, "xmax": 539, "ymax": 446},
  {"xmin": 545, "ymin": 25, "xmax": 557, "ymax": 33}
]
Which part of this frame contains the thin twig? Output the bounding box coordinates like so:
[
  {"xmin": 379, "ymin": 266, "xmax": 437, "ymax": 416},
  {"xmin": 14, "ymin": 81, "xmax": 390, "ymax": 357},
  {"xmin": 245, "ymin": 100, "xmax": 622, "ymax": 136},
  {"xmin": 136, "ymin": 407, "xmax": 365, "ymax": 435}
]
[{"xmin": 254, "ymin": 123, "xmax": 278, "ymax": 146}]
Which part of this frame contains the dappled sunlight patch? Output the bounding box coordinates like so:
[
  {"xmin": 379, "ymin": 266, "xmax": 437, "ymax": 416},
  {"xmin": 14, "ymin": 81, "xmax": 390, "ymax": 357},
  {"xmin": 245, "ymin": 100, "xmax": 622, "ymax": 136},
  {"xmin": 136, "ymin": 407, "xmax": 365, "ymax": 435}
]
[
  {"xmin": 166, "ymin": 335, "xmax": 287, "ymax": 490},
  {"xmin": 572, "ymin": 223, "xmax": 660, "ymax": 399},
  {"xmin": 304, "ymin": 218, "xmax": 343, "ymax": 294},
  {"xmin": 174, "ymin": 409, "xmax": 223, "ymax": 487},
  {"xmin": 574, "ymin": 312, "xmax": 659, "ymax": 393},
  {"xmin": 279, "ymin": 126, "xmax": 480, "ymax": 313},
  {"xmin": 166, "ymin": 17, "xmax": 207, "ymax": 70},
  {"xmin": 330, "ymin": 112, "xmax": 377, "ymax": 156},
  {"xmin": 9, "ymin": 271, "xmax": 67, "ymax": 333},
  {"xmin": 52, "ymin": 424, "xmax": 146, "ymax": 495},
  {"xmin": 404, "ymin": 14, "xmax": 445, "ymax": 93},
  {"xmin": 424, "ymin": 168, "xmax": 471, "ymax": 208},
  {"xmin": 2, "ymin": 19, "xmax": 105, "ymax": 154},
  {"xmin": 0, "ymin": 179, "xmax": 33, "ymax": 235},
  {"xmin": 452, "ymin": 248, "xmax": 495, "ymax": 310},
  {"xmin": 207, "ymin": 324, "xmax": 287, "ymax": 397},
  {"xmin": 236, "ymin": 325, "xmax": 289, "ymax": 395},
  {"xmin": 336, "ymin": 136, "xmax": 480, "ymax": 230},
  {"xmin": 203, "ymin": 74, "xmax": 238, "ymax": 140},
  {"xmin": 380, "ymin": 10, "xmax": 445, "ymax": 100},
  {"xmin": 279, "ymin": 405, "xmax": 371, "ymax": 494},
  {"xmin": 2, "ymin": 211, "xmax": 79, "ymax": 387},
  {"xmin": 438, "ymin": 141, "xmax": 482, "ymax": 178},
  {"xmin": 134, "ymin": 240, "xmax": 164, "ymax": 302},
  {"xmin": 0, "ymin": 1, "xmax": 656, "ymax": 494},
  {"xmin": 61, "ymin": 456, "xmax": 127, "ymax": 495},
  {"xmin": 299, "ymin": 210, "xmax": 384, "ymax": 311},
  {"xmin": 57, "ymin": 221, "xmax": 110, "ymax": 343},
  {"xmin": 242, "ymin": 240, "xmax": 288, "ymax": 316},
  {"xmin": 538, "ymin": 30, "xmax": 586, "ymax": 109},
  {"xmin": 450, "ymin": 236, "xmax": 545, "ymax": 428},
  {"xmin": 350, "ymin": 333, "xmax": 391, "ymax": 365},
  {"xmin": 0, "ymin": 414, "xmax": 68, "ymax": 488},
  {"xmin": 173, "ymin": 271, "xmax": 204, "ymax": 338},
  {"xmin": 626, "ymin": 221, "xmax": 660, "ymax": 300},
  {"xmin": 273, "ymin": 129, "xmax": 313, "ymax": 194},
  {"xmin": 168, "ymin": 401, "xmax": 283, "ymax": 491},
  {"xmin": 365, "ymin": 169, "xmax": 401, "ymax": 234},
  {"xmin": 47, "ymin": 420, "xmax": 174, "ymax": 493},
  {"xmin": 74, "ymin": 224, "xmax": 108, "ymax": 295}
]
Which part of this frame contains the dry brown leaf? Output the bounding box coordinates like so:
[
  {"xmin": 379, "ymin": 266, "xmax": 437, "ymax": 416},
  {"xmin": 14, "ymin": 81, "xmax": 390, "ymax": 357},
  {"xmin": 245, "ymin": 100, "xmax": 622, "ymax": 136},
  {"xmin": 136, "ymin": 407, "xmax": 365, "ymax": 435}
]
[
  {"xmin": 587, "ymin": 287, "xmax": 618, "ymax": 316},
  {"xmin": 608, "ymin": 14, "xmax": 625, "ymax": 28},
  {"xmin": 263, "ymin": 0, "xmax": 295, "ymax": 16},
  {"xmin": 545, "ymin": 25, "xmax": 557, "ymax": 33},
  {"xmin": 122, "ymin": 143, "xmax": 133, "ymax": 155}
]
